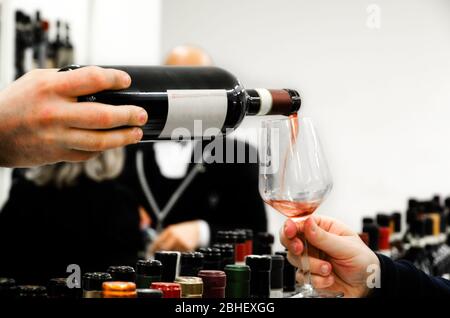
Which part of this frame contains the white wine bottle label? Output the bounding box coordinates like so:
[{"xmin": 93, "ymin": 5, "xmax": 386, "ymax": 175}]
[{"xmin": 160, "ymin": 89, "xmax": 228, "ymax": 139}]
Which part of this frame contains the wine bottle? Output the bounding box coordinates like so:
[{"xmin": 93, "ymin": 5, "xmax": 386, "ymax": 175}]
[
  {"xmin": 48, "ymin": 20, "xmax": 64, "ymax": 68},
  {"xmin": 59, "ymin": 65, "xmax": 301, "ymax": 141},
  {"xmin": 61, "ymin": 23, "xmax": 74, "ymax": 67}
]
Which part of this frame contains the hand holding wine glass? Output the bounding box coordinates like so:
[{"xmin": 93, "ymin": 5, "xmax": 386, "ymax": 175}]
[{"xmin": 280, "ymin": 216, "xmax": 380, "ymax": 298}]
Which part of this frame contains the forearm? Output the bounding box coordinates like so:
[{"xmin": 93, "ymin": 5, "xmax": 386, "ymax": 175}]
[{"xmin": 371, "ymin": 253, "xmax": 450, "ymax": 297}]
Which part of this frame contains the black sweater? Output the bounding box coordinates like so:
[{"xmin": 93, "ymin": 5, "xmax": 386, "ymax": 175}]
[
  {"xmin": 118, "ymin": 139, "xmax": 267, "ymax": 238},
  {"xmin": 372, "ymin": 254, "xmax": 450, "ymax": 297},
  {"xmin": 0, "ymin": 176, "xmax": 142, "ymax": 285}
]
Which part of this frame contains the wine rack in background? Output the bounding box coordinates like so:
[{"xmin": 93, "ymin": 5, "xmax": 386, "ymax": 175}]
[
  {"xmin": 14, "ymin": 9, "xmax": 74, "ymax": 79},
  {"xmin": 360, "ymin": 195, "xmax": 450, "ymax": 279}
]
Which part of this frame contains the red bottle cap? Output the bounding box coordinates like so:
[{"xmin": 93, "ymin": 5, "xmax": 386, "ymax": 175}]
[
  {"xmin": 235, "ymin": 243, "xmax": 246, "ymax": 263},
  {"xmin": 198, "ymin": 270, "xmax": 226, "ymax": 298},
  {"xmin": 150, "ymin": 282, "xmax": 181, "ymax": 298},
  {"xmin": 197, "ymin": 270, "xmax": 226, "ymax": 287}
]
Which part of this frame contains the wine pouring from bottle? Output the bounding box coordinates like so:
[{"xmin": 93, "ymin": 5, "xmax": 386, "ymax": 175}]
[{"xmin": 59, "ymin": 65, "xmax": 301, "ymax": 141}]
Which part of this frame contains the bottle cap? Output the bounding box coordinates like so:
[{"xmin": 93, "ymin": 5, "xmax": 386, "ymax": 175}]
[
  {"xmin": 224, "ymin": 265, "xmax": 250, "ymax": 282},
  {"xmin": 432, "ymin": 195, "xmax": 441, "ymax": 207},
  {"xmin": 198, "ymin": 248, "xmax": 221, "ymax": 270},
  {"xmin": 245, "ymin": 255, "xmax": 272, "ymax": 271},
  {"xmin": 275, "ymin": 251, "xmax": 296, "ymax": 292},
  {"xmin": 198, "ymin": 248, "xmax": 221, "ymax": 259},
  {"xmin": 235, "ymin": 229, "xmax": 254, "ymax": 240},
  {"xmin": 198, "ymin": 270, "xmax": 226, "ymax": 298},
  {"xmin": 376, "ymin": 214, "xmax": 390, "ymax": 227},
  {"xmin": 224, "ymin": 265, "xmax": 250, "ymax": 298},
  {"xmin": 246, "ymin": 255, "xmax": 271, "ymax": 298},
  {"xmin": 136, "ymin": 260, "xmax": 162, "ymax": 276},
  {"xmin": 256, "ymin": 232, "xmax": 274, "ymax": 244},
  {"xmin": 17, "ymin": 285, "xmax": 47, "ymax": 298},
  {"xmin": 175, "ymin": 276, "xmax": 203, "ymax": 298},
  {"xmin": 362, "ymin": 217, "xmax": 374, "ymax": 225},
  {"xmin": 102, "ymin": 281, "xmax": 137, "ymax": 298},
  {"xmin": 47, "ymin": 278, "xmax": 79, "ymax": 299},
  {"xmin": 215, "ymin": 231, "xmax": 237, "ymax": 244},
  {"xmin": 269, "ymin": 255, "xmax": 284, "ymax": 290},
  {"xmin": 107, "ymin": 266, "xmax": 136, "ymax": 282},
  {"xmin": 102, "ymin": 281, "xmax": 136, "ymax": 292},
  {"xmin": 150, "ymin": 282, "xmax": 181, "ymax": 298},
  {"xmin": 408, "ymin": 198, "xmax": 419, "ymax": 209},
  {"xmin": 83, "ymin": 272, "xmax": 112, "ymax": 291},
  {"xmin": 197, "ymin": 270, "xmax": 226, "ymax": 288},
  {"xmin": 180, "ymin": 252, "xmax": 204, "ymax": 276},
  {"xmin": 154, "ymin": 251, "xmax": 179, "ymax": 282},
  {"xmin": 212, "ymin": 244, "xmax": 234, "ymax": 259},
  {"xmin": 212, "ymin": 244, "xmax": 234, "ymax": 269},
  {"xmin": 136, "ymin": 288, "xmax": 163, "ymax": 298}
]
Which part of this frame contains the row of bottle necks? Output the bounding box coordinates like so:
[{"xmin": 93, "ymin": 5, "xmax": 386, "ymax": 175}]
[
  {"xmin": 360, "ymin": 195, "xmax": 450, "ymax": 278},
  {"xmin": 15, "ymin": 10, "xmax": 75, "ymax": 78},
  {"xmin": 0, "ymin": 229, "xmax": 301, "ymax": 299}
]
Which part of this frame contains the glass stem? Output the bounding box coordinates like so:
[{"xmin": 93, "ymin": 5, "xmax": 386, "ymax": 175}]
[{"xmin": 300, "ymin": 237, "xmax": 314, "ymax": 291}]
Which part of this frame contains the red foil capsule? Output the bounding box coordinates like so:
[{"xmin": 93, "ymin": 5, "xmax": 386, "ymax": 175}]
[
  {"xmin": 235, "ymin": 231, "xmax": 247, "ymax": 263},
  {"xmin": 242, "ymin": 229, "xmax": 254, "ymax": 256},
  {"xmin": 245, "ymin": 240, "xmax": 253, "ymax": 256},
  {"xmin": 198, "ymin": 270, "xmax": 226, "ymax": 298},
  {"xmin": 150, "ymin": 282, "xmax": 181, "ymax": 298},
  {"xmin": 378, "ymin": 227, "xmax": 390, "ymax": 250}
]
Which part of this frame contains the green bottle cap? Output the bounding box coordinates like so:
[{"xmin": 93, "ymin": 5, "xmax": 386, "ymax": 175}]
[{"xmin": 224, "ymin": 265, "xmax": 250, "ymax": 298}]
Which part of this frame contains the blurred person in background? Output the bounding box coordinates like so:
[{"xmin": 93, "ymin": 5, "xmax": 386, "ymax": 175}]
[
  {"xmin": 0, "ymin": 149, "xmax": 144, "ymax": 284},
  {"xmin": 118, "ymin": 45, "xmax": 267, "ymax": 254}
]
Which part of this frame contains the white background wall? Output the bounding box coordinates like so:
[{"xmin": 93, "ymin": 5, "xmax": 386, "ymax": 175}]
[
  {"xmin": 161, "ymin": 0, "xmax": 450, "ymax": 250},
  {"xmin": 88, "ymin": 0, "xmax": 161, "ymax": 65}
]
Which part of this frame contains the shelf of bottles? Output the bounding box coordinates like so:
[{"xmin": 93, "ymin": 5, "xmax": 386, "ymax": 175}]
[
  {"xmin": 0, "ymin": 229, "xmax": 302, "ymax": 299},
  {"xmin": 14, "ymin": 9, "xmax": 74, "ymax": 79},
  {"xmin": 360, "ymin": 195, "xmax": 450, "ymax": 279}
]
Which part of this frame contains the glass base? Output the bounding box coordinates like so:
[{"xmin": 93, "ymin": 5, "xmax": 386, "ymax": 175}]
[{"xmin": 290, "ymin": 285, "xmax": 344, "ymax": 298}]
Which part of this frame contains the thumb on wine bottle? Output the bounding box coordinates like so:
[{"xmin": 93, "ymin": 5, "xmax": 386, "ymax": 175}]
[{"xmin": 304, "ymin": 217, "xmax": 349, "ymax": 258}]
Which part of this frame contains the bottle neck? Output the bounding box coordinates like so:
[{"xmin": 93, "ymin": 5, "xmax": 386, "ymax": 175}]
[{"xmin": 245, "ymin": 88, "xmax": 301, "ymax": 116}]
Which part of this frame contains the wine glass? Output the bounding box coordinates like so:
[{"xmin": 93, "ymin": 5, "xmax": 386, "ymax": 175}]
[{"xmin": 258, "ymin": 116, "xmax": 342, "ymax": 298}]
